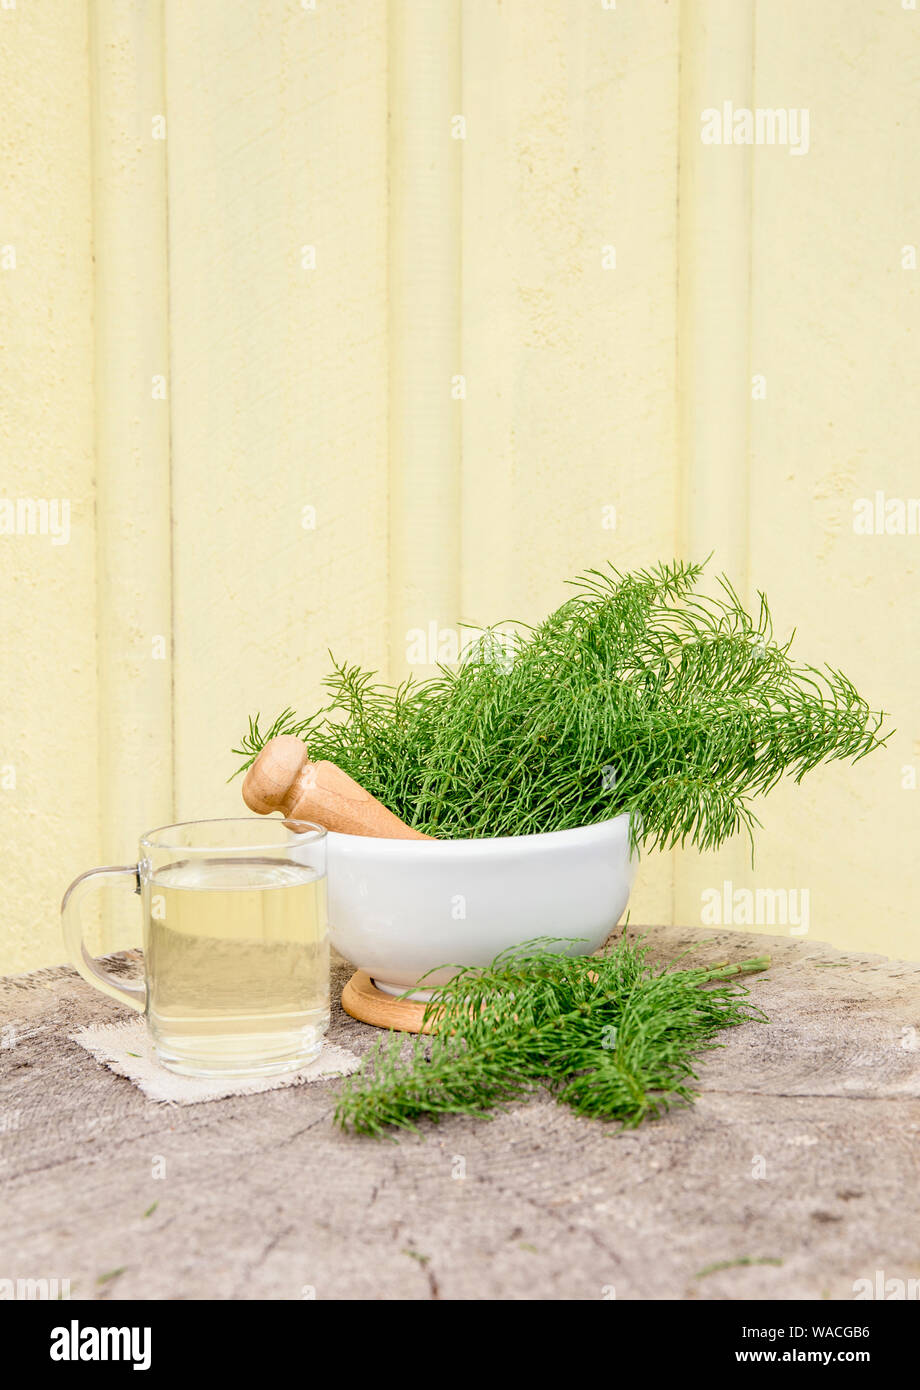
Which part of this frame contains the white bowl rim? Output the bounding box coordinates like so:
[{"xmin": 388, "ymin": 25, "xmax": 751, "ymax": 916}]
[{"xmin": 325, "ymin": 811, "xmax": 634, "ymax": 856}]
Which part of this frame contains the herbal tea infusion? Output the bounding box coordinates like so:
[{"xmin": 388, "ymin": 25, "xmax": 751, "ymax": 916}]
[
  {"xmin": 62, "ymin": 819, "xmax": 329, "ymax": 1080},
  {"xmin": 146, "ymin": 857, "xmax": 329, "ymax": 1076}
]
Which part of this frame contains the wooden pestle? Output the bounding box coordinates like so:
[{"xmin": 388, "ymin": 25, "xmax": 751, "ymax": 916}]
[{"xmin": 242, "ymin": 735, "xmax": 431, "ymax": 840}]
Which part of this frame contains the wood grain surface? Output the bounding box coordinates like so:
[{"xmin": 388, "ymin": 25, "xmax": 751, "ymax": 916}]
[{"xmin": 2, "ymin": 924, "xmax": 918, "ymax": 1300}]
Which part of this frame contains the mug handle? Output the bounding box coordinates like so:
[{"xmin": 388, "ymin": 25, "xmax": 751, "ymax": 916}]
[{"xmin": 61, "ymin": 865, "xmax": 146, "ymax": 1013}]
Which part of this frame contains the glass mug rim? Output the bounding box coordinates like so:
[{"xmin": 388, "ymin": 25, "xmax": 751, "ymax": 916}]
[{"xmin": 139, "ymin": 815, "xmax": 327, "ymax": 854}]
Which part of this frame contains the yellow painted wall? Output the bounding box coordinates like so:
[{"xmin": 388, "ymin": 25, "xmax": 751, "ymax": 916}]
[
  {"xmin": 1, "ymin": 0, "xmax": 917, "ymax": 974},
  {"xmin": 0, "ymin": 1, "xmax": 100, "ymax": 969}
]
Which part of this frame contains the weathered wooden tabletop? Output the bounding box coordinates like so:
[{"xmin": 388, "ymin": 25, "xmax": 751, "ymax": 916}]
[{"xmin": 2, "ymin": 926, "xmax": 919, "ymax": 1301}]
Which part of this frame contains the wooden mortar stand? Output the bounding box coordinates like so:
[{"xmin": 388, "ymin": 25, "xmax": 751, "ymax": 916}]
[{"xmin": 242, "ymin": 735, "xmax": 433, "ymax": 1032}]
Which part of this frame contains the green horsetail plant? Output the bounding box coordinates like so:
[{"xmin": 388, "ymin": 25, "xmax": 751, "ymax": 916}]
[
  {"xmin": 233, "ymin": 559, "xmax": 889, "ymax": 853},
  {"xmin": 333, "ymin": 939, "xmax": 771, "ymax": 1135},
  {"xmin": 233, "ymin": 561, "xmax": 887, "ymax": 1134}
]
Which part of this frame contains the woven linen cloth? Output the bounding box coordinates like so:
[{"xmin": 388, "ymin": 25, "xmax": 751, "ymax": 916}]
[{"xmin": 70, "ymin": 1015, "xmax": 360, "ymax": 1104}]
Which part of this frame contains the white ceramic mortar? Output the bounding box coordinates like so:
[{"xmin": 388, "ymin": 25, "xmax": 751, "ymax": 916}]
[{"xmin": 321, "ymin": 814, "xmax": 638, "ymax": 998}]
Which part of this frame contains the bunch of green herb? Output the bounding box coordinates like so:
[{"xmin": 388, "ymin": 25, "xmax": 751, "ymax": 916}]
[
  {"xmin": 233, "ymin": 559, "xmax": 888, "ymax": 852},
  {"xmin": 334, "ymin": 938, "xmax": 770, "ymax": 1135}
]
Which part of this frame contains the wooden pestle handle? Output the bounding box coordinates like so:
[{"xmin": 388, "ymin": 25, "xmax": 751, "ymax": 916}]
[{"xmin": 242, "ymin": 735, "xmax": 431, "ymax": 840}]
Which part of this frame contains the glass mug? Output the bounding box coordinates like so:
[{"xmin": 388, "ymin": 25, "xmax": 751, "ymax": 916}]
[{"xmin": 62, "ymin": 818, "xmax": 329, "ymax": 1078}]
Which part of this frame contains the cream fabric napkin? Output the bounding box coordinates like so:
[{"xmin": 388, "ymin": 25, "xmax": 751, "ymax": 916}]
[{"xmin": 70, "ymin": 1016, "xmax": 360, "ymax": 1104}]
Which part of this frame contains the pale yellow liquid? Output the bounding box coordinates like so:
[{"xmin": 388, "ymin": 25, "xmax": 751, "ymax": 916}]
[{"xmin": 145, "ymin": 857, "xmax": 329, "ymax": 1077}]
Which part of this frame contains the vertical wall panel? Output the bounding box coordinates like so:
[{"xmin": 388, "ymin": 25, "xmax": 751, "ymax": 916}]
[
  {"xmin": 461, "ymin": 1, "xmax": 682, "ymax": 622},
  {"xmin": 676, "ymin": 0, "xmax": 755, "ymax": 579},
  {"xmin": 165, "ymin": 0, "xmax": 390, "ymax": 817},
  {"xmin": 90, "ymin": 0, "xmax": 174, "ymax": 951},
  {"xmin": 388, "ymin": 0, "xmax": 462, "ymax": 681},
  {"xmin": 743, "ymin": 0, "xmax": 920, "ymax": 958},
  {"xmin": 0, "ymin": 2, "xmax": 99, "ymax": 972}
]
